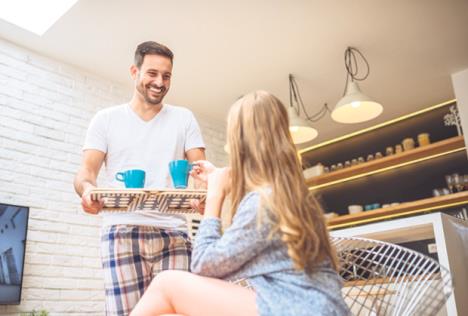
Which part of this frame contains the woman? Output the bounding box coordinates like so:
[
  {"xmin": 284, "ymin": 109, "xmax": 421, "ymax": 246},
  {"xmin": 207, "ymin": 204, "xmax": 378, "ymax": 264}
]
[{"xmin": 130, "ymin": 91, "xmax": 349, "ymax": 316}]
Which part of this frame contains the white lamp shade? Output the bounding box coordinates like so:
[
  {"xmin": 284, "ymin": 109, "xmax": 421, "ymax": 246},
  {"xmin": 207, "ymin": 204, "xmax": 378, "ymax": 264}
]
[
  {"xmin": 288, "ymin": 107, "xmax": 318, "ymax": 144},
  {"xmin": 332, "ymin": 81, "xmax": 383, "ymax": 124}
]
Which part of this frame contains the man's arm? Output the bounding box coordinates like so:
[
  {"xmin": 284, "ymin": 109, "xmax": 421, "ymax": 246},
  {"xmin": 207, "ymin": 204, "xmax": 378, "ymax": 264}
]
[
  {"xmin": 186, "ymin": 147, "xmax": 206, "ymax": 162},
  {"xmin": 73, "ymin": 149, "xmax": 106, "ymax": 214}
]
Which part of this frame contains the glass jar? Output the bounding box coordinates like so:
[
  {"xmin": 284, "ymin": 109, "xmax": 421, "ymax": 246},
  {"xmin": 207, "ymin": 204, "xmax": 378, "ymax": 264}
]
[
  {"xmin": 385, "ymin": 146, "xmax": 394, "ymax": 156},
  {"xmin": 417, "ymin": 133, "xmax": 430, "ymax": 147},
  {"xmin": 402, "ymin": 138, "xmax": 415, "ymax": 151}
]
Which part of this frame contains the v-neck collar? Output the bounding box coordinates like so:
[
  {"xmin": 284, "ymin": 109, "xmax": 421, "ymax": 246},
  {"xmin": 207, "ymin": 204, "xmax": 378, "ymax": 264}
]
[{"xmin": 127, "ymin": 103, "xmax": 167, "ymax": 124}]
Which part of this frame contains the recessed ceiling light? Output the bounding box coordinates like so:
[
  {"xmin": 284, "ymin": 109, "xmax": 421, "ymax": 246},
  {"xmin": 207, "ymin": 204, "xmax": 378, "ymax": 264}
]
[{"xmin": 0, "ymin": 0, "xmax": 78, "ymax": 36}]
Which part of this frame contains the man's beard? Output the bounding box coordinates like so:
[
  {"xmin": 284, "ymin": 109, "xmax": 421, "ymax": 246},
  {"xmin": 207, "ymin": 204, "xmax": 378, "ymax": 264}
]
[{"xmin": 137, "ymin": 83, "xmax": 167, "ymax": 105}]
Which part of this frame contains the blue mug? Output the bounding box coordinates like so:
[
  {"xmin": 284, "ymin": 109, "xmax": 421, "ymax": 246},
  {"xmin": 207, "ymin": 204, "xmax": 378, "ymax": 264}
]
[
  {"xmin": 169, "ymin": 160, "xmax": 193, "ymax": 189},
  {"xmin": 115, "ymin": 169, "xmax": 146, "ymax": 188}
]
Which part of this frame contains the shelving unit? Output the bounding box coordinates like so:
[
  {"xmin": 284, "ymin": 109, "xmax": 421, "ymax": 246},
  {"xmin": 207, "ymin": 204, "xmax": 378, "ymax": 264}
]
[
  {"xmin": 299, "ymin": 100, "xmax": 467, "ymax": 223},
  {"xmin": 307, "ymin": 136, "xmax": 465, "ymax": 189},
  {"xmin": 327, "ymin": 191, "xmax": 468, "ymax": 229}
]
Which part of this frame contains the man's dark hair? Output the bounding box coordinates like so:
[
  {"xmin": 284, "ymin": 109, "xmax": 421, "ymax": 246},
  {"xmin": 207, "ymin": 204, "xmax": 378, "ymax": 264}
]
[{"xmin": 134, "ymin": 41, "xmax": 174, "ymax": 68}]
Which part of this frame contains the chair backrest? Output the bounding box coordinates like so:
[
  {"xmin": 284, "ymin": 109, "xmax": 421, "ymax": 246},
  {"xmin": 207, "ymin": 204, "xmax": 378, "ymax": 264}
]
[{"xmin": 331, "ymin": 236, "xmax": 453, "ymax": 316}]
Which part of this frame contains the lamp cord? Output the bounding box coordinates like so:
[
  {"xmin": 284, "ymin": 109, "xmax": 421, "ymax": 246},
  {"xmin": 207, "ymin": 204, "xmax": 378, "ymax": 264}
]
[
  {"xmin": 342, "ymin": 47, "xmax": 370, "ymax": 96},
  {"xmin": 289, "ymin": 74, "xmax": 331, "ymax": 122},
  {"xmin": 288, "ymin": 47, "xmax": 371, "ymax": 123}
]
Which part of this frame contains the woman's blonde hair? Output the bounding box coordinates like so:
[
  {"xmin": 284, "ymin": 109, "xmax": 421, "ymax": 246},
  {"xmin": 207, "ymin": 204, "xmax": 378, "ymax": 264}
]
[{"xmin": 226, "ymin": 90, "xmax": 337, "ymax": 272}]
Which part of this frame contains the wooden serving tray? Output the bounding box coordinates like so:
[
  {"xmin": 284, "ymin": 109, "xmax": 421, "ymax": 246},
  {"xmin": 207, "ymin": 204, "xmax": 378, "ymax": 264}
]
[{"xmin": 90, "ymin": 188, "xmax": 206, "ymax": 214}]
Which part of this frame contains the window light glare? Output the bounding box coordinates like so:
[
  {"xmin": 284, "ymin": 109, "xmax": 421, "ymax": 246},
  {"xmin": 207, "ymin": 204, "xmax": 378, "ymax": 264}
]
[{"xmin": 0, "ymin": 0, "xmax": 78, "ymax": 36}]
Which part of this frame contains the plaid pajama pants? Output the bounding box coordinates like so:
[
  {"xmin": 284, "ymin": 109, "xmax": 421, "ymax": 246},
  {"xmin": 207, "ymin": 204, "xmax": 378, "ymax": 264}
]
[{"xmin": 100, "ymin": 225, "xmax": 191, "ymax": 316}]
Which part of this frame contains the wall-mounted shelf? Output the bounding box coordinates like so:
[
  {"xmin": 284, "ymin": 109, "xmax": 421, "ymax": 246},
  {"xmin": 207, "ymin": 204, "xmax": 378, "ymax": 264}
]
[
  {"xmin": 327, "ymin": 190, "xmax": 468, "ymax": 229},
  {"xmin": 307, "ymin": 136, "xmax": 466, "ymax": 190}
]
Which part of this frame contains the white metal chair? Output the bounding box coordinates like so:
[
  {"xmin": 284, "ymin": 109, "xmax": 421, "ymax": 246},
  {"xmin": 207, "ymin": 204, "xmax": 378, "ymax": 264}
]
[{"xmin": 331, "ymin": 236, "xmax": 453, "ymax": 316}]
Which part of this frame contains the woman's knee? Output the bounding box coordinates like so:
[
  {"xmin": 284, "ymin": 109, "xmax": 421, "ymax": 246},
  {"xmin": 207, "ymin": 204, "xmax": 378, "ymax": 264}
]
[{"xmin": 151, "ymin": 270, "xmax": 190, "ymax": 291}]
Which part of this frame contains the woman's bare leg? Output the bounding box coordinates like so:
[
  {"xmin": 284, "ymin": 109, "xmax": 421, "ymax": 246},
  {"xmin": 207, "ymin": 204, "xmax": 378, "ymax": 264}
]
[{"xmin": 130, "ymin": 270, "xmax": 258, "ymax": 316}]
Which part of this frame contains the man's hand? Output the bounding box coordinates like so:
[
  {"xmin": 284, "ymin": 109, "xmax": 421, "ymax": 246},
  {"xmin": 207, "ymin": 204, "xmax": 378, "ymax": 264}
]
[
  {"xmin": 190, "ymin": 199, "xmax": 206, "ymax": 215},
  {"xmin": 74, "ymin": 149, "xmax": 105, "ymax": 215},
  {"xmin": 81, "ymin": 187, "xmax": 104, "ymax": 215}
]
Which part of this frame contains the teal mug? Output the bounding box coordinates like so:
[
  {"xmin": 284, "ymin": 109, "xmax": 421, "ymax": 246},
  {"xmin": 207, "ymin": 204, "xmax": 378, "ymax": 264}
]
[
  {"xmin": 115, "ymin": 169, "xmax": 146, "ymax": 188},
  {"xmin": 169, "ymin": 160, "xmax": 193, "ymax": 189}
]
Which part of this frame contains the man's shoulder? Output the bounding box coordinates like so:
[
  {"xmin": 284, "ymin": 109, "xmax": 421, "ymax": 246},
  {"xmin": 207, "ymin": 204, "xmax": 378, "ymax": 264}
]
[{"xmin": 164, "ymin": 104, "xmax": 195, "ymax": 117}]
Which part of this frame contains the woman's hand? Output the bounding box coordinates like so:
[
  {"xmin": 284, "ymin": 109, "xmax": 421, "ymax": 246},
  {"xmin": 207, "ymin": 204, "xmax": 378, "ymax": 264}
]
[
  {"xmin": 190, "ymin": 160, "xmax": 216, "ymax": 186},
  {"xmin": 190, "ymin": 160, "xmax": 216, "ymax": 214}
]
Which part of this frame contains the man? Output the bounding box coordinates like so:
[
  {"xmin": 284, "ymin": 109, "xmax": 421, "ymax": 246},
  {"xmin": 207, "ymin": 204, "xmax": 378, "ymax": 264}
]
[{"xmin": 73, "ymin": 41, "xmax": 205, "ymax": 315}]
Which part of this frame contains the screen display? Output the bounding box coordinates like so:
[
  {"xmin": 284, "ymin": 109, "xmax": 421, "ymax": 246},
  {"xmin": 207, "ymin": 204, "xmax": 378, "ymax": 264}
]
[{"xmin": 0, "ymin": 203, "xmax": 29, "ymax": 305}]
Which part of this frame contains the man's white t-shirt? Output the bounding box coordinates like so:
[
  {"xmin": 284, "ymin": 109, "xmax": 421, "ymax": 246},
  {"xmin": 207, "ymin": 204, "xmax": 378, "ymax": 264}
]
[{"xmin": 83, "ymin": 103, "xmax": 205, "ymax": 229}]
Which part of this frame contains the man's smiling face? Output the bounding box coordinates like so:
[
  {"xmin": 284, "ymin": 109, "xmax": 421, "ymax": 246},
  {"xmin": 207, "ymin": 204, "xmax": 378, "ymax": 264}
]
[{"xmin": 132, "ymin": 54, "xmax": 172, "ymax": 106}]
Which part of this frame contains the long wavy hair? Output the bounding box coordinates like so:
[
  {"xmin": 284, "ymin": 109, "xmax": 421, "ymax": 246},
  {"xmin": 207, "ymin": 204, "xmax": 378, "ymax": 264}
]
[{"xmin": 226, "ymin": 90, "xmax": 338, "ymax": 272}]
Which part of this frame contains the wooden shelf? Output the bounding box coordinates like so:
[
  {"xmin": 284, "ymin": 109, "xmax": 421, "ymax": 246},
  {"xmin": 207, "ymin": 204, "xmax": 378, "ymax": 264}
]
[
  {"xmin": 327, "ymin": 191, "xmax": 468, "ymax": 229},
  {"xmin": 307, "ymin": 136, "xmax": 466, "ymax": 189}
]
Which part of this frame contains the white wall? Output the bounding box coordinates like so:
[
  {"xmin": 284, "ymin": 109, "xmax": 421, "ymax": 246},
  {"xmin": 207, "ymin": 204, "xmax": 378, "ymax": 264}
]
[
  {"xmin": 451, "ymin": 69, "xmax": 468, "ymax": 156},
  {"xmin": 0, "ymin": 38, "xmax": 227, "ymax": 315}
]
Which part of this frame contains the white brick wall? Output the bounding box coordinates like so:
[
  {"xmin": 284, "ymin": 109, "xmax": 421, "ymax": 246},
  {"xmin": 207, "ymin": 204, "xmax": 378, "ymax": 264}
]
[{"xmin": 0, "ymin": 38, "xmax": 227, "ymax": 315}]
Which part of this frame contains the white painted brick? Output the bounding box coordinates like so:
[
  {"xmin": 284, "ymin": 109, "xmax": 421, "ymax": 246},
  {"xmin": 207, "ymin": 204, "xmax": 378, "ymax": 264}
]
[
  {"xmin": 37, "ymin": 146, "xmax": 69, "ymax": 162},
  {"xmin": 0, "ymin": 81, "xmax": 24, "ymax": 98},
  {"xmin": 67, "ymin": 152, "xmax": 83, "ymax": 164},
  {"xmin": 81, "ymin": 256, "xmax": 102, "ymax": 269},
  {"xmin": 23, "ymin": 275, "xmax": 79, "ymax": 289},
  {"xmin": 0, "ymin": 50, "xmax": 28, "ymax": 67},
  {"xmin": 33, "ymin": 125, "xmax": 65, "ymax": 140},
  {"xmin": 69, "ymin": 224, "xmax": 101, "ymax": 237},
  {"xmin": 26, "ymin": 230, "xmax": 59, "ymax": 243},
  {"xmin": 0, "ymin": 63, "xmax": 28, "ymax": 80},
  {"xmin": 24, "ymin": 252, "xmax": 53, "ymax": 266},
  {"xmin": 2, "ymin": 137, "xmax": 42, "ymax": 154},
  {"xmin": 27, "ymin": 240, "xmax": 99, "ymax": 258},
  {"xmin": 22, "ymin": 288, "xmax": 62, "ymax": 301},
  {"xmin": 0, "ymin": 39, "xmax": 28, "ymax": 61},
  {"xmin": 13, "ymin": 173, "xmax": 48, "ymax": 189},
  {"xmin": 47, "ymin": 160, "xmax": 77, "ymax": 174},
  {"xmin": 22, "ymin": 154, "xmax": 51, "ymax": 168},
  {"xmin": 27, "ymin": 54, "xmax": 60, "ymax": 73},
  {"xmin": 22, "ymin": 91, "xmax": 54, "ymax": 106},
  {"xmin": 51, "ymin": 254, "xmax": 84, "ymax": 267},
  {"xmin": 1, "ymin": 105, "xmax": 34, "ymax": 125},
  {"xmin": 76, "ymin": 278, "xmax": 105, "ymax": 290},
  {"xmin": 25, "ymin": 198, "xmax": 49, "ymax": 210},
  {"xmin": 60, "ymin": 289, "xmax": 104, "ymax": 301},
  {"xmin": 65, "ymin": 132, "xmax": 84, "ymax": 146},
  {"xmin": 64, "ymin": 234, "xmax": 101, "ymax": 248},
  {"xmin": 34, "ymin": 106, "xmax": 70, "ymax": 122},
  {"xmin": 28, "ymin": 218, "xmax": 71, "ymax": 234},
  {"xmin": 3, "ymin": 95, "xmax": 42, "ymax": 112},
  {"xmin": 0, "ymin": 181, "xmax": 31, "ymax": 195},
  {"xmin": 68, "ymin": 115, "xmax": 89, "ymax": 128}
]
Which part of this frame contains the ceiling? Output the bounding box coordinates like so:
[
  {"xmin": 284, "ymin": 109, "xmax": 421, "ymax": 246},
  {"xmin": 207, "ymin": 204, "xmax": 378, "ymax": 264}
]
[{"xmin": 1, "ymin": 0, "xmax": 467, "ymax": 148}]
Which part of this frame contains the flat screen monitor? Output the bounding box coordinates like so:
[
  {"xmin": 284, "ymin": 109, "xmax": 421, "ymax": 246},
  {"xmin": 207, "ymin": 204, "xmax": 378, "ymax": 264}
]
[{"xmin": 0, "ymin": 203, "xmax": 29, "ymax": 305}]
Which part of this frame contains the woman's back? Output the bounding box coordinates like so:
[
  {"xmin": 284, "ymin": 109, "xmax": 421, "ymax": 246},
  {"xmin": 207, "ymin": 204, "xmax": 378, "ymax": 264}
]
[{"xmin": 191, "ymin": 191, "xmax": 349, "ymax": 316}]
